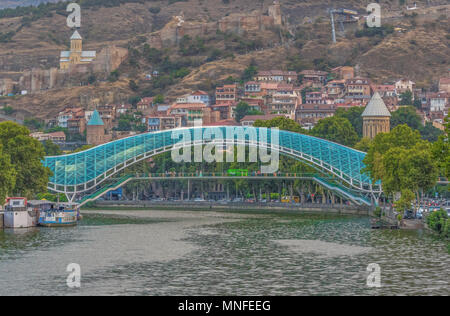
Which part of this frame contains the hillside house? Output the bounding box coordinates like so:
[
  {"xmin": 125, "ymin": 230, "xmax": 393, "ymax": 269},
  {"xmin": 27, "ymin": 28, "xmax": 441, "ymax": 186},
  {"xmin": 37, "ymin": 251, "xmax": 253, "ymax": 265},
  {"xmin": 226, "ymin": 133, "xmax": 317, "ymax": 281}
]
[
  {"xmin": 395, "ymin": 79, "xmax": 416, "ymax": 95},
  {"xmin": 216, "ymin": 84, "xmax": 237, "ymax": 105}
]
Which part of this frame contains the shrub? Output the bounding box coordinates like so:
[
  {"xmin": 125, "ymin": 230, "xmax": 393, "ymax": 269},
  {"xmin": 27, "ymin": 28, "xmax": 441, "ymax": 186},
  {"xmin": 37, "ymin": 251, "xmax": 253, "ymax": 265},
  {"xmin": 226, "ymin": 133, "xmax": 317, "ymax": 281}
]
[
  {"xmin": 2, "ymin": 106, "xmax": 15, "ymax": 115},
  {"xmin": 149, "ymin": 7, "xmax": 161, "ymax": 14},
  {"xmin": 374, "ymin": 207, "xmax": 382, "ymax": 218},
  {"xmin": 427, "ymin": 209, "xmax": 449, "ymax": 237}
]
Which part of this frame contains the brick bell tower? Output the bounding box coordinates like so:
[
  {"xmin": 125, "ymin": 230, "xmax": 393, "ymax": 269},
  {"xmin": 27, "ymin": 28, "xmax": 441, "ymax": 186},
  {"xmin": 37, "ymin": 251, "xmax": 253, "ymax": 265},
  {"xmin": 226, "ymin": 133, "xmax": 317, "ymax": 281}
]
[{"xmin": 86, "ymin": 110, "xmax": 106, "ymax": 145}]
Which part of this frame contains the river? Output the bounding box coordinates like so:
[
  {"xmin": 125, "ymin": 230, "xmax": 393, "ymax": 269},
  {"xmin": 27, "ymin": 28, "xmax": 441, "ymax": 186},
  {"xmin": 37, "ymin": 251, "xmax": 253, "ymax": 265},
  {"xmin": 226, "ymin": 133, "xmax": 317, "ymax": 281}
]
[{"xmin": 0, "ymin": 209, "xmax": 448, "ymax": 296}]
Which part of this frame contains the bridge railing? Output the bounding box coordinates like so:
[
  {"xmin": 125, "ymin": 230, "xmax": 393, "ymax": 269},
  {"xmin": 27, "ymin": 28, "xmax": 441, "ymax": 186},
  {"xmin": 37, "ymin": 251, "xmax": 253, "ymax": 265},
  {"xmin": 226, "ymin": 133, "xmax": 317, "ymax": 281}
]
[{"xmin": 122, "ymin": 172, "xmax": 326, "ymax": 179}]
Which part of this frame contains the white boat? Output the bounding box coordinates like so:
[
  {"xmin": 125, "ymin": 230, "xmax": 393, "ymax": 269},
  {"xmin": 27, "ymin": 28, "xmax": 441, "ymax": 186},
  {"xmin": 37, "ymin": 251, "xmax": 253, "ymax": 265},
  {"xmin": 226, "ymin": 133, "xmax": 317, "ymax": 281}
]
[{"xmin": 3, "ymin": 198, "xmax": 38, "ymax": 228}]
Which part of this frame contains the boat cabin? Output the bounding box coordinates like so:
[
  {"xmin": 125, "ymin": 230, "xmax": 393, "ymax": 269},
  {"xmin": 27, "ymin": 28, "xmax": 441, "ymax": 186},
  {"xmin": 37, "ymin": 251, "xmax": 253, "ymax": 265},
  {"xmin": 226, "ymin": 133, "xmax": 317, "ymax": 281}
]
[{"xmin": 4, "ymin": 198, "xmax": 38, "ymax": 228}]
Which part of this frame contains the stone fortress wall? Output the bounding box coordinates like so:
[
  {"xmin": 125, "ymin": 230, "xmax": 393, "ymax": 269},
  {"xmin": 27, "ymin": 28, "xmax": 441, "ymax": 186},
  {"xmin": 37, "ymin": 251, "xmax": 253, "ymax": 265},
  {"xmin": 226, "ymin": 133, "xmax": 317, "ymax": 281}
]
[
  {"xmin": 148, "ymin": 1, "xmax": 284, "ymax": 48},
  {"xmin": 15, "ymin": 45, "xmax": 128, "ymax": 94}
]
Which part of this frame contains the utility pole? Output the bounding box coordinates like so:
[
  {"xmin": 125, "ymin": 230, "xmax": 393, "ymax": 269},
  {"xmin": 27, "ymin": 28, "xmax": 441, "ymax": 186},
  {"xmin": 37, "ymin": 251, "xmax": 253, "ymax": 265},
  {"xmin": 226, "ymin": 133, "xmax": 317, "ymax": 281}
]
[{"xmin": 330, "ymin": 10, "xmax": 337, "ymax": 44}]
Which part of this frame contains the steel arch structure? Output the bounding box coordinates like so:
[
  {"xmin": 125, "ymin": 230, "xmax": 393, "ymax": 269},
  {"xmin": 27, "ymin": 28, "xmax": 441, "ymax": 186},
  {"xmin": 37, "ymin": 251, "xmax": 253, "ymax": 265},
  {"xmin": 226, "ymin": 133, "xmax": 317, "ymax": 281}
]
[{"xmin": 43, "ymin": 126, "xmax": 381, "ymax": 202}]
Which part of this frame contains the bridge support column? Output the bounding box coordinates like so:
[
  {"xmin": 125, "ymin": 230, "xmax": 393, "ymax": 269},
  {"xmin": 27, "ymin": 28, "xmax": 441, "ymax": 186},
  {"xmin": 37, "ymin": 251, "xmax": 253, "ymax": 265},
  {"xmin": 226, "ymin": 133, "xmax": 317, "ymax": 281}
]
[
  {"xmin": 187, "ymin": 179, "xmax": 191, "ymax": 201},
  {"xmin": 370, "ymin": 192, "xmax": 381, "ymax": 207},
  {"xmin": 65, "ymin": 193, "xmax": 76, "ymax": 204}
]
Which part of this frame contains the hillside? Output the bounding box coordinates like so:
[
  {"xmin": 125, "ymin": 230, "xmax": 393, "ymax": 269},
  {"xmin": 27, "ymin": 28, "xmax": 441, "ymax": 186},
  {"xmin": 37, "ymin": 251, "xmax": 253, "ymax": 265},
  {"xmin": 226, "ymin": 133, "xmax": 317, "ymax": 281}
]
[
  {"xmin": 0, "ymin": 0, "xmax": 62, "ymax": 9},
  {"xmin": 0, "ymin": 0, "xmax": 449, "ymax": 119}
]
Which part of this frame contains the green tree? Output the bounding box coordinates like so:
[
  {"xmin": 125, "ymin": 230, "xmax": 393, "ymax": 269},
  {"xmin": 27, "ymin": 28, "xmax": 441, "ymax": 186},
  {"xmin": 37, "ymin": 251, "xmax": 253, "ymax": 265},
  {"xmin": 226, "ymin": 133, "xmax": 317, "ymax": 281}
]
[
  {"xmin": 311, "ymin": 117, "xmax": 359, "ymax": 147},
  {"xmin": 108, "ymin": 70, "xmax": 120, "ymax": 82},
  {"xmin": 395, "ymin": 188, "xmax": 415, "ymax": 212},
  {"xmin": 154, "ymin": 94, "xmax": 165, "ymax": 104},
  {"xmin": 241, "ymin": 61, "xmax": 258, "ymax": 82},
  {"xmin": 431, "ymin": 115, "xmax": 450, "ymax": 178},
  {"xmin": 23, "ymin": 117, "xmax": 44, "ymax": 131},
  {"xmin": 335, "ymin": 107, "xmax": 364, "ymax": 138},
  {"xmin": 234, "ymin": 101, "xmax": 250, "ymax": 123},
  {"xmin": 363, "ymin": 124, "xmax": 438, "ymax": 208},
  {"xmin": 129, "ymin": 80, "xmax": 139, "ymax": 92},
  {"xmin": 420, "ymin": 122, "xmax": 443, "ymax": 142},
  {"xmin": 399, "ymin": 90, "xmax": 413, "ymax": 105},
  {"xmin": 426, "ymin": 209, "xmax": 449, "ymax": 238},
  {"xmin": 43, "ymin": 140, "xmax": 62, "ymax": 156},
  {"xmin": 2, "ymin": 106, "xmax": 15, "ymax": 115},
  {"xmin": 118, "ymin": 118, "xmax": 132, "ymax": 131},
  {"xmin": 413, "ymin": 97, "xmax": 422, "ymax": 109},
  {"xmin": 128, "ymin": 96, "xmax": 141, "ymax": 108},
  {"xmin": 72, "ymin": 144, "xmax": 94, "ymax": 153},
  {"xmin": 0, "ymin": 122, "xmax": 52, "ymax": 198},
  {"xmin": 391, "ymin": 106, "xmax": 443, "ymax": 141},
  {"xmin": 36, "ymin": 192, "xmax": 68, "ymax": 203},
  {"xmin": 87, "ymin": 74, "xmax": 97, "ymax": 85},
  {"xmin": 149, "ymin": 7, "xmax": 161, "ymax": 14},
  {"xmin": 391, "ymin": 106, "xmax": 422, "ymax": 130},
  {"xmin": 0, "ymin": 144, "xmax": 16, "ymax": 205},
  {"xmin": 364, "ymin": 124, "xmax": 422, "ymax": 175},
  {"xmin": 354, "ymin": 138, "xmax": 372, "ymax": 152},
  {"xmin": 254, "ymin": 117, "xmax": 305, "ymax": 134}
]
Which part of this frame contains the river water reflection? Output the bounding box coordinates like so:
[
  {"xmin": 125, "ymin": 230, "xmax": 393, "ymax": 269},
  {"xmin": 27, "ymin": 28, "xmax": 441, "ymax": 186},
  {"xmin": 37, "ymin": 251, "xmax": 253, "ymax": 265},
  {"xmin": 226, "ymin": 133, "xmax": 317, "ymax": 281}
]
[{"xmin": 0, "ymin": 209, "xmax": 448, "ymax": 296}]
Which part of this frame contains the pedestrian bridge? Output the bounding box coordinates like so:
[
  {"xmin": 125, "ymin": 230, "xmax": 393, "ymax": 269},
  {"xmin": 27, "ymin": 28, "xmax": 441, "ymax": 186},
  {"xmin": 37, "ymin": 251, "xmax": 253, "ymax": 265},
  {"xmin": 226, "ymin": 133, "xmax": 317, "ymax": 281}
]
[
  {"xmin": 77, "ymin": 173, "xmax": 374, "ymax": 207},
  {"xmin": 43, "ymin": 126, "xmax": 381, "ymax": 204}
]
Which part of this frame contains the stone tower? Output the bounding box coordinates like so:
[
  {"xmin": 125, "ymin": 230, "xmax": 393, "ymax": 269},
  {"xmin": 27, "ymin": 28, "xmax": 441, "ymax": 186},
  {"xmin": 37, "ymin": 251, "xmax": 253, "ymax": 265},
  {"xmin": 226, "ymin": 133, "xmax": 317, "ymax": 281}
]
[
  {"xmin": 86, "ymin": 110, "xmax": 105, "ymax": 146},
  {"xmin": 70, "ymin": 30, "xmax": 82, "ymax": 64},
  {"xmin": 362, "ymin": 92, "xmax": 391, "ymax": 139},
  {"xmin": 268, "ymin": 0, "xmax": 282, "ymax": 26}
]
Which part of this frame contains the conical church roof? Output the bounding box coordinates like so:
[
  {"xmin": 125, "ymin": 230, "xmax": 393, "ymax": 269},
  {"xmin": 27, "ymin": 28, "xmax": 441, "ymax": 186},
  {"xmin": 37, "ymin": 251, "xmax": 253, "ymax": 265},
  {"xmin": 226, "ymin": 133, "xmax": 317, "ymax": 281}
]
[
  {"xmin": 362, "ymin": 92, "xmax": 391, "ymax": 117},
  {"xmin": 87, "ymin": 110, "xmax": 104, "ymax": 126},
  {"xmin": 70, "ymin": 30, "xmax": 82, "ymax": 40}
]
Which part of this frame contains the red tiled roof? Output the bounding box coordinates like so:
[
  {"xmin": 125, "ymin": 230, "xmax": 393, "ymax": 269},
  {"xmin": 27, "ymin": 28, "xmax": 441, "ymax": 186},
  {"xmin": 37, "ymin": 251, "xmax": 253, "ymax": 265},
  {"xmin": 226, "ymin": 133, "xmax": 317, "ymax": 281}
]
[
  {"xmin": 171, "ymin": 103, "xmax": 207, "ymax": 109},
  {"xmin": 211, "ymin": 102, "xmax": 236, "ymax": 108},
  {"xmin": 191, "ymin": 90, "xmax": 208, "ymax": 96},
  {"xmin": 241, "ymin": 114, "xmax": 283, "ymax": 121},
  {"xmin": 277, "ymin": 83, "xmax": 294, "ymax": 90},
  {"xmin": 372, "ymin": 84, "xmax": 395, "ymax": 91},
  {"xmin": 260, "ymin": 83, "xmax": 278, "ymax": 90},
  {"xmin": 139, "ymin": 97, "xmax": 154, "ymax": 104},
  {"xmin": 297, "ymin": 104, "xmax": 336, "ymax": 110},
  {"xmin": 203, "ymin": 119, "xmax": 239, "ymax": 127},
  {"xmin": 300, "ymin": 70, "xmax": 328, "ymax": 76},
  {"xmin": 47, "ymin": 131, "xmax": 66, "ymax": 138}
]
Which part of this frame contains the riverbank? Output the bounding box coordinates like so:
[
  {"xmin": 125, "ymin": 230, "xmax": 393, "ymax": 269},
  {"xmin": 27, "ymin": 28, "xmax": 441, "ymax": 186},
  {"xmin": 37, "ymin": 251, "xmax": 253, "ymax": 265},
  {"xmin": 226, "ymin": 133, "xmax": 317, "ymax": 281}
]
[{"xmin": 87, "ymin": 200, "xmax": 370, "ymax": 216}]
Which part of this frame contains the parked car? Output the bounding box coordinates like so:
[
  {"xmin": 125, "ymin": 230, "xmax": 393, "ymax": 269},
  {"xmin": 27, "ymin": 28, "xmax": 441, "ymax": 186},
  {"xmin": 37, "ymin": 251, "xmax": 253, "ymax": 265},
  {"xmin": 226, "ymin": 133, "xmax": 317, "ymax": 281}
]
[
  {"xmin": 403, "ymin": 210, "xmax": 415, "ymax": 219},
  {"xmin": 416, "ymin": 209, "xmax": 423, "ymax": 219}
]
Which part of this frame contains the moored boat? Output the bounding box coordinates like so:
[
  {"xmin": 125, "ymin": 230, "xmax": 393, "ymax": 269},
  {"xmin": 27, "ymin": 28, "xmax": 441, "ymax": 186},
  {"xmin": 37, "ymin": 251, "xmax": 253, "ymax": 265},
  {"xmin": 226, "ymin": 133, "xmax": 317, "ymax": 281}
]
[
  {"xmin": 38, "ymin": 203, "xmax": 81, "ymax": 227},
  {"xmin": 3, "ymin": 198, "xmax": 38, "ymax": 228}
]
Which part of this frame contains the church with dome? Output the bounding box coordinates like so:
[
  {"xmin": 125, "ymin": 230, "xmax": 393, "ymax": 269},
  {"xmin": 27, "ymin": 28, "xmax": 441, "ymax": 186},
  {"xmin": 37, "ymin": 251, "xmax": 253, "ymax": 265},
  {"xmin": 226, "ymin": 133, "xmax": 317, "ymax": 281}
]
[
  {"xmin": 60, "ymin": 30, "xmax": 96, "ymax": 70},
  {"xmin": 362, "ymin": 92, "xmax": 391, "ymax": 139}
]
